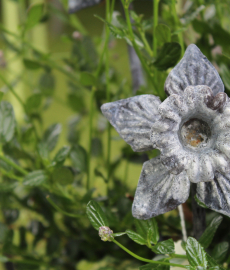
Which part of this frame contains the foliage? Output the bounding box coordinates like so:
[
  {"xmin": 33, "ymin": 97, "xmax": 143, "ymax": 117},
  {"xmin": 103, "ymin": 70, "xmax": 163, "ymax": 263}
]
[{"xmin": 0, "ymin": 0, "xmax": 230, "ymax": 269}]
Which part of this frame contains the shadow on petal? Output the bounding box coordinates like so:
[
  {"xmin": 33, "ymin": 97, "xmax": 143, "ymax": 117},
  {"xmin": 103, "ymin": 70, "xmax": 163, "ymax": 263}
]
[{"xmin": 132, "ymin": 157, "xmax": 190, "ymax": 219}]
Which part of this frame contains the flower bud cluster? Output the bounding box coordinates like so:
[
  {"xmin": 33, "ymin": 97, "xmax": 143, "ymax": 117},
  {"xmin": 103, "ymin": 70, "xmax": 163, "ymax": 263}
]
[{"xmin": 98, "ymin": 226, "xmax": 114, "ymax": 242}]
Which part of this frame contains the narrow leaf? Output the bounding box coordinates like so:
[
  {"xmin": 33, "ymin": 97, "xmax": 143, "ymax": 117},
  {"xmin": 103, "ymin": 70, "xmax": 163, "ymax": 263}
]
[
  {"xmin": 86, "ymin": 200, "xmax": 109, "ymax": 230},
  {"xmin": 112, "ymin": 232, "xmax": 126, "ymax": 237},
  {"xmin": 186, "ymin": 237, "xmax": 207, "ymax": 268},
  {"xmin": 199, "ymin": 215, "xmax": 223, "ymax": 249}
]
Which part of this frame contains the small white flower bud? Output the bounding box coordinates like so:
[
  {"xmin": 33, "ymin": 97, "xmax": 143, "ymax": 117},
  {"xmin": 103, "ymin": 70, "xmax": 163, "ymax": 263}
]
[{"xmin": 98, "ymin": 226, "xmax": 114, "ymax": 242}]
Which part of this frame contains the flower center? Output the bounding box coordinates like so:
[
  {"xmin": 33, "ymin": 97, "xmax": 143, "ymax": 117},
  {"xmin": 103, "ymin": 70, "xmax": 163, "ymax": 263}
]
[{"xmin": 180, "ymin": 118, "xmax": 211, "ymax": 149}]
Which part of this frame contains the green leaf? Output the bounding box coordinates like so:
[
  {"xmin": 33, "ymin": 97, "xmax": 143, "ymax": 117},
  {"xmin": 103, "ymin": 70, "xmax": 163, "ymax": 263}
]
[
  {"xmin": 86, "ymin": 200, "xmax": 109, "ymax": 230},
  {"xmin": 23, "ymin": 59, "xmax": 42, "ymax": 70},
  {"xmin": 39, "ymin": 72, "xmax": 55, "ymax": 96},
  {"xmin": 135, "ymin": 218, "xmax": 159, "ymax": 244},
  {"xmin": 80, "ymin": 72, "xmax": 97, "ymax": 86},
  {"xmin": 155, "ymin": 24, "xmax": 171, "ymax": 47},
  {"xmin": 0, "ymin": 256, "xmax": 9, "ymax": 263},
  {"xmin": 0, "ymin": 222, "xmax": 8, "ymax": 243},
  {"xmin": 25, "ymin": 4, "xmax": 44, "ymax": 31},
  {"xmin": 23, "ymin": 170, "xmax": 48, "ymax": 186},
  {"xmin": 194, "ymin": 195, "xmax": 208, "ymax": 209},
  {"xmin": 206, "ymin": 253, "xmax": 225, "ymax": 270},
  {"xmin": 220, "ymin": 64, "xmax": 230, "ymax": 90},
  {"xmin": 53, "ymin": 146, "xmax": 70, "ymax": 165},
  {"xmin": 25, "ymin": 93, "xmax": 42, "ymax": 114},
  {"xmin": 199, "ymin": 215, "xmax": 223, "ymax": 249},
  {"xmin": 152, "ymin": 239, "xmax": 175, "ymax": 254},
  {"xmin": 126, "ymin": 229, "xmax": 147, "ymax": 245},
  {"xmin": 70, "ymin": 145, "xmax": 88, "ymax": 172},
  {"xmin": 52, "ymin": 166, "xmax": 74, "ymax": 185},
  {"xmin": 153, "ymin": 42, "xmax": 181, "ymax": 71},
  {"xmin": 212, "ymin": 242, "xmax": 229, "ymax": 263},
  {"xmin": 0, "ymin": 101, "xmax": 16, "ymax": 143},
  {"xmin": 112, "ymin": 232, "xmax": 126, "ymax": 237},
  {"xmin": 42, "ymin": 123, "xmax": 62, "ymax": 152},
  {"xmin": 186, "ymin": 237, "xmax": 207, "ymax": 268},
  {"xmin": 94, "ymin": 168, "xmax": 107, "ymax": 183}
]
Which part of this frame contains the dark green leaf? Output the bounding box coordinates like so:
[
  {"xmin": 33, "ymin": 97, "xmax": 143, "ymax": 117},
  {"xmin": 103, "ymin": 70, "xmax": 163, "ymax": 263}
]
[
  {"xmin": 86, "ymin": 200, "xmax": 109, "ymax": 230},
  {"xmin": 212, "ymin": 242, "xmax": 229, "ymax": 263},
  {"xmin": 155, "ymin": 24, "xmax": 171, "ymax": 47},
  {"xmin": 25, "ymin": 93, "xmax": 42, "ymax": 114},
  {"xmin": 0, "ymin": 223, "xmax": 8, "ymax": 243},
  {"xmin": 135, "ymin": 218, "xmax": 159, "ymax": 244},
  {"xmin": 52, "ymin": 166, "xmax": 74, "ymax": 185},
  {"xmin": 25, "ymin": 4, "xmax": 44, "ymax": 30},
  {"xmin": 38, "ymin": 142, "xmax": 49, "ymax": 163},
  {"xmin": 153, "ymin": 42, "xmax": 181, "ymax": 71},
  {"xmin": 39, "ymin": 72, "xmax": 55, "ymax": 96},
  {"xmin": 53, "ymin": 146, "xmax": 70, "ymax": 165},
  {"xmin": 199, "ymin": 215, "xmax": 223, "ymax": 249},
  {"xmin": 0, "ymin": 101, "xmax": 16, "ymax": 143},
  {"xmin": 194, "ymin": 195, "xmax": 208, "ymax": 209},
  {"xmin": 23, "ymin": 59, "xmax": 42, "ymax": 70},
  {"xmin": 206, "ymin": 253, "xmax": 225, "ymax": 270},
  {"xmin": 70, "ymin": 145, "xmax": 87, "ymax": 172},
  {"xmin": 94, "ymin": 168, "xmax": 107, "ymax": 183},
  {"xmin": 91, "ymin": 137, "xmax": 103, "ymax": 157},
  {"xmin": 23, "ymin": 170, "xmax": 48, "ymax": 186},
  {"xmin": 186, "ymin": 237, "xmax": 207, "ymax": 268},
  {"xmin": 80, "ymin": 72, "xmax": 97, "ymax": 86},
  {"xmin": 42, "ymin": 123, "xmax": 62, "ymax": 152},
  {"xmin": 126, "ymin": 229, "xmax": 147, "ymax": 245},
  {"xmin": 152, "ymin": 239, "xmax": 175, "ymax": 254}
]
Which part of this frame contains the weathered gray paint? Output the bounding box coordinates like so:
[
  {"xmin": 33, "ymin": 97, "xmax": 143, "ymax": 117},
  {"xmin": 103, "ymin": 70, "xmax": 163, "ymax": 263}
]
[{"xmin": 101, "ymin": 44, "xmax": 230, "ymax": 219}]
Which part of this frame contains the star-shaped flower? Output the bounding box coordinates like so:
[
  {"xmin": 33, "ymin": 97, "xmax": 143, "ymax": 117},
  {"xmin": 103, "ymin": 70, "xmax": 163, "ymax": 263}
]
[{"xmin": 101, "ymin": 44, "xmax": 230, "ymax": 219}]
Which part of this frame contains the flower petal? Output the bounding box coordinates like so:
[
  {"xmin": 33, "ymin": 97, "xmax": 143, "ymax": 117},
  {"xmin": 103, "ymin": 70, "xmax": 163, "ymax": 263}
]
[
  {"xmin": 132, "ymin": 157, "xmax": 190, "ymax": 219},
  {"xmin": 197, "ymin": 172, "xmax": 230, "ymax": 217},
  {"xmin": 164, "ymin": 44, "xmax": 224, "ymax": 96},
  {"xmin": 101, "ymin": 95, "xmax": 161, "ymax": 152}
]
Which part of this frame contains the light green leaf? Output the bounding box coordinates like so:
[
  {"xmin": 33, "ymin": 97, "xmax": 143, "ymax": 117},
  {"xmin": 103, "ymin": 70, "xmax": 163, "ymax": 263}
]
[
  {"xmin": 86, "ymin": 200, "xmax": 109, "ymax": 230},
  {"xmin": 153, "ymin": 42, "xmax": 181, "ymax": 71},
  {"xmin": 155, "ymin": 24, "xmax": 171, "ymax": 47},
  {"xmin": 135, "ymin": 218, "xmax": 159, "ymax": 244},
  {"xmin": 25, "ymin": 93, "xmax": 42, "ymax": 114},
  {"xmin": 186, "ymin": 237, "xmax": 207, "ymax": 268},
  {"xmin": 52, "ymin": 166, "xmax": 74, "ymax": 185},
  {"xmin": 70, "ymin": 145, "xmax": 88, "ymax": 172},
  {"xmin": 0, "ymin": 101, "xmax": 16, "ymax": 143},
  {"xmin": 212, "ymin": 242, "xmax": 229, "ymax": 263},
  {"xmin": 152, "ymin": 239, "xmax": 175, "ymax": 254},
  {"xmin": 42, "ymin": 123, "xmax": 62, "ymax": 152},
  {"xmin": 25, "ymin": 4, "xmax": 44, "ymax": 31},
  {"xmin": 80, "ymin": 72, "xmax": 97, "ymax": 86},
  {"xmin": 53, "ymin": 146, "xmax": 70, "ymax": 165},
  {"xmin": 199, "ymin": 215, "xmax": 223, "ymax": 249},
  {"xmin": 126, "ymin": 229, "xmax": 147, "ymax": 245},
  {"xmin": 23, "ymin": 170, "xmax": 48, "ymax": 186}
]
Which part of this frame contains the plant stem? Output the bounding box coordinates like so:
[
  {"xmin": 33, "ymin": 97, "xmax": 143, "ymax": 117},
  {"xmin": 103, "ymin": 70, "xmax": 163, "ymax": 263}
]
[
  {"xmin": 112, "ymin": 239, "xmax": 187, "ymax": 268},
  {"xmin": 46, "ymin": 195, "xmax": 83, "ymax": 218},
  {"xmin": 153, "ymin": 0, "xmax": 159, "ymax": 56},
  {"xmin": 139, "ymin": 29, "xmax": 153, "ymax": 57},
  {"xmin": 171, "ymin": 0, "xmax": 184, "ymax": 57},
  {"xmin": 121, "ymin": 0, "xmax": 158, "ymax": 92},
  {"xmin": 0, "ymin": 168, "xmax": 23, "ymax": 181},
  {"xmin": 106, "ymin": 0, "xmax": 111, "ymax": 185},
  {"xmin": 0, "ymin": 155, "xmax": 28, "ymax": 176}
]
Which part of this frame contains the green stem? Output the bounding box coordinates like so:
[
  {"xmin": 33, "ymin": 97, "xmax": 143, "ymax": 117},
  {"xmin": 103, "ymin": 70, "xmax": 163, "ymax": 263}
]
[
  {"xmin": 87, "ymin": 86, "xmax": 96, "ymax": 190},
  {"xmin": 0, "ymin": 155, "xmax": 28, "ymax": 176},
  {"xmin": 0, "ymin": 168, "xmax": 23, "ymax": 181},
  {"xmin": 171, "ymin": 0, "xmax": 184, "ymax": 57},
  {"xmin": 121, "ymin": 0, "xmax": 158, "ymax": 92},
  {"xmin": 139, "ymin": 29, "xmax": 153, "ymax": 57},
  {"xmin": 153, "ymin": 0, "xmax": 159, "ymax": 56},
  {"xmin": 46, "ymin": 196, "xmax": 83, "ymax": 218},
  {"xmin": 112, "ymin": 239, "xmax": 187, "ymax": 268},
  {"xmin": 215, "ymin": 0, "xmax": 222, "ymax": 26},
  {"xmin": 106, "ymin": 0, "xmax": 111, "ymax": 185}
]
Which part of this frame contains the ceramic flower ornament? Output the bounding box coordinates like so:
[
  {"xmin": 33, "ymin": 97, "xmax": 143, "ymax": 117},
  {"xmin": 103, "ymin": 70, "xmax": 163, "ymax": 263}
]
[{"xmin": 101, "ymin": 44, "xmax": 230, "ymax": 219}]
